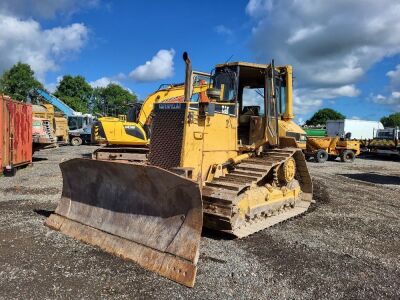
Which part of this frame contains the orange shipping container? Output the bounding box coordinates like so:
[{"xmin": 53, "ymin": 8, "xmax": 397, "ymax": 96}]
[{"xmin": 0, "ymin": 95, "xmax": 33, "ymax": 176}]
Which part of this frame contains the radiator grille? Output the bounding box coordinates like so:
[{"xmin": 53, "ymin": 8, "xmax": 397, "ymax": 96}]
[{"xmin": 149, "ymin": 103, "xmax": 186, "ymax": 169}]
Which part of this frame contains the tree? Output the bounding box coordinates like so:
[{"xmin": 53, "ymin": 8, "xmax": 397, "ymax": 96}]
[
  {"xmin": 0, "ymin": 62, "xmax": 43, "ymax": 101},
  {"xmin": 54, "ymin": 75, "xmax": 93, "ymax": 113},
  {"xmin": 305, "ymin": 108, "xmax": 345, "ymax": 126},
  {"xmin": 94, "ymin": 83, "xmax": 137, "ymax": 116},
  {"xmin": 380, "ymin": 112, "xmax": 400, "ymax": 127}
]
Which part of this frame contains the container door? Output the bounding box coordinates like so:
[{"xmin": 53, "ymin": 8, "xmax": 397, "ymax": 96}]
[
  {"xmin": 7, "ymin": 102, "xmax": 14, "ymax": 167},
  {"xmin": 0, "ymin": 97, "xmax": 3, "ymax": 169}
]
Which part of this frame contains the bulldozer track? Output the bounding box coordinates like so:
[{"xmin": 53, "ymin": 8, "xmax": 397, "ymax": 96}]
[{"xmin": 202, "ymin": 148, "xmax": 313, "ymax": 238}]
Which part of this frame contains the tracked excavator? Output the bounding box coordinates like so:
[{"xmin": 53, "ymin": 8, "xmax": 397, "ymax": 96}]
[
  {"xmin": 91, "ymin": 73, "xmax": 210, "ymax": 161},
  {"xmin": 45, "ymin": 53, "xmax": 313, "ymax": 287}
]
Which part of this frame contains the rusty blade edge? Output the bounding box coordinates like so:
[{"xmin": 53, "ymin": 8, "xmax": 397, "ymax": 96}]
[{"xmin": 45, "ymin": 214, "xmax": 197, "ymax": 288}]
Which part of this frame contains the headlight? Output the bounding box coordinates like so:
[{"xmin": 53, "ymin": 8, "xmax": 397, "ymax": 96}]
[{"xmin": 299, "ymin": 134, "xmax": 307, "ymax": 142}]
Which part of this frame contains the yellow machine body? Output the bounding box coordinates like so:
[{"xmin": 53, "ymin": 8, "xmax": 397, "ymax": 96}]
[
  {"xmin": 46, "ymin": 59, "xmax": 313, "ymax": 287},
  {"xmin": 94, "ymin": 116, "xmax": 148, "ymax": 146},
  {"xmin": 368, "ymin": 127, "xmax": 400, "ymax": 155},
  {"xmin": 278, "ymin": 119, "xmax": 307, "ymax": 149},
  {"xmin": 93, "ymin": 81, "xmax": 210, "ymax": 146},
  {"xmin": 53, "ymin": 115, "xmax": 69, "ymax": 143},
  {"xmin": 306, "ymin": 136, "xmax": 361, "ymax": 162}
]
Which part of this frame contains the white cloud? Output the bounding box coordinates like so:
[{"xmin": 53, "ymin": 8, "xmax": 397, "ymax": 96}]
[
  {"xmin": 246, "ymin": 0, "xmax": 273, "ymax": 17},
  {"xmin": 246, "ymin": 0, "xmax": 400, "ymax": 115},
  {"xmin": 45, "ymin": 75, "xmax": 63, "ymax": 93},
  {"xmin": 293, "ymin": 93, "xmax": 323, "ymax": 116},
  {"xmin": 90, "ymin": 77, "xmax": 119, "ymax": 88},
  {"xmin": 371, "ymin": 92, "xmax": 400, "ymax": 111},
  {"xmin": 306, "ymin": 85, "xmax": 360, "ymax": 99},
  {"xmin": 0, "ymin": 14, "xmax": 88, "ymax": 80},
  {"xmin": 215, "ymin": 25, "xmax": 233, "ymax": 36},
  {"xmin": 129, "ymin": 49, "xmax": 175, "ymax": 82},
  {"xmin": 215, "ymin": 25, "xmax": 235, "ymax": 43},
  {"xmin": 287, "ymin": 25, "xmax": 324, "ymax": 45},
  {"xmin": 370, "ymin": 64, "xmax": 400, "ymax": 111},
  {"xmin": 115, "ymin": 72, "xmax": 127, "ymax": 80},
  {"xmin": 0, "ymin": 0, "xmax": 99, "ymax": 19},
  {"xmin": 89, "ymin": 76, "xmax": 133, "ymax": 94},
  {"xmin": 297, "ymin": 117, "xmax": 305, "ymax": 125},
  {"xmin": 293, "ymin": 85, "xmax": 360, "ymax": 115},
  {"xmin": 387, "ymin": 64, "xmax": 400, "ymax": 89},
  {"xmin": 242, "ymin": 88, "xmax": 264, "ymax": 109}
]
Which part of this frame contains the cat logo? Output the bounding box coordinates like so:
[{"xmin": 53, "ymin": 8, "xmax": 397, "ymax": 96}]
[{"xmin": 159, "ymin": 103, "xmax": 182, "ymax": 110}]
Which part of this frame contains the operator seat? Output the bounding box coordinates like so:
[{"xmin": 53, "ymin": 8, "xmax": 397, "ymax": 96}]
[{"xmin": 239, "ymin": 106, "xmax": 260, "ymax": 126}]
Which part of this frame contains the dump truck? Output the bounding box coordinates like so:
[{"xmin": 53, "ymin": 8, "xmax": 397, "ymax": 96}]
[
  {"xmin": 91, "ymin": 74, "xmax": 210, "ymax": 161},
  {"xmin": 305, "ymin": 136, "xmax": 361, "ymax": 163},
  {"xmin": 45, "ymin": 53, "xmax": 313, "ymax": 287}
]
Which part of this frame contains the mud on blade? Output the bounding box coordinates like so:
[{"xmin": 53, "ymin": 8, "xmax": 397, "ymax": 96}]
[{"xmin": 45, "ymin": 158, "xmax": 202, "ymax": 287}]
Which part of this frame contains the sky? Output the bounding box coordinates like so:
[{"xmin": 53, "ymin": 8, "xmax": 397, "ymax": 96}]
[{"xmin": 0, "ymin": 0, "xmax": 399, "ymax": 123}]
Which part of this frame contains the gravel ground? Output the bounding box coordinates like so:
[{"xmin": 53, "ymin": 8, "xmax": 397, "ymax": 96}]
[{"xmin": 0, "ymin": 146, "xmax": 399, "ymax": 299}]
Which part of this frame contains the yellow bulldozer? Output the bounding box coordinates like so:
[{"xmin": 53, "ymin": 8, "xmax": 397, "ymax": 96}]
[
  {"xmin": 45, "ymin": 53, "xmax": 313, "ymax": 287},
  {"xmin": 92, "ymin": 71, "xmax": 306, "ymax": 161}
]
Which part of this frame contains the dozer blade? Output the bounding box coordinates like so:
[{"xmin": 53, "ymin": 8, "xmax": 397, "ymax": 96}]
[{"xmin": 45, "ymin": 158, "xmax": 202, "ymax": 287}]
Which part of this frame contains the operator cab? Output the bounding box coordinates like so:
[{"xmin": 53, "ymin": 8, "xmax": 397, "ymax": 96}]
[
  {"xmin": 210, "ymin": 62, "xmax": 289, "ymax": 148},
  {"xmin": 68, "ymin": 115, "xmax": 94, "ymax": 132}
]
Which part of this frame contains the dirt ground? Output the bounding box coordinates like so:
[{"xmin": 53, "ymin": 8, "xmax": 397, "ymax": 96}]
[{"xmin": 0, "ymin": 146, "xmax": 399, "ymax": 299}]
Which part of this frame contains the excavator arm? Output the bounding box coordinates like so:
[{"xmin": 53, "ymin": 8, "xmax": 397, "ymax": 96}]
[{"xmin": 137, "ymin": 74, "xmax": 210, "ymax": 128}]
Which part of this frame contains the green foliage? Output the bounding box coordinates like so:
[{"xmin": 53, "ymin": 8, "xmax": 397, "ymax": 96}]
[
  {"xmin": 0, "ymin": 62, "xmax": 43, "ymax": 101},
  {"xmin": 380, "ymin": 112, "xmax": 400, "ymax": 127},
  {"xmin": 94, "ymin": 83, "xmax": 137, "ymax": 116},
  {"xmin": 54, "ymin": 75, "xmax": 93, "ymax": 113},
  {"xmin": 305, "ymin": 108, "xmax": 345, "ymax": 126}
]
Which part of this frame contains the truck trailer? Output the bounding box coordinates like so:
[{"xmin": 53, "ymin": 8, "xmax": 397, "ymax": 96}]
[{"xmin": 326, "ymin": 119, "xmax": 383, "ymax": 140}]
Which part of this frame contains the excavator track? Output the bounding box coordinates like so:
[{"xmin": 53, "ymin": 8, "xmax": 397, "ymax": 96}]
[{"xmin": 202, "ymin": 148, "xmax": 313, "ymax": 238}]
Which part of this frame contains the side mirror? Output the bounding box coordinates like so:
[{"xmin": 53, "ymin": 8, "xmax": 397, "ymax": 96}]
[{"xmin": 206, "ymin": 88, "xmax": 221, "ymax": 101}]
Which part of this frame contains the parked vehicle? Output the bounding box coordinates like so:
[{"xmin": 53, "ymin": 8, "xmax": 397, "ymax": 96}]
[
  {"xmin": 28, "ymin": 89, "xmax": 95, "ymax": 146},
  {"xmin": 326, "ymin": 119, "xmax": 383, "ymax": 140},
  {"xmin": 368, "ymin": 127, "xmax": 400, "ymax": 156},
  {"xmin": 32, "ymin": 104, "xmax": 67, "ymax": 144},
  {"xmin": 305, "ymin": 136, "xmax": 361, "ymax": 163},
  {"xmin": 303, "ymin": 127, "xmax": 327, "ymax": 137},
  {"xmin": 32, "ymin": 117, "xmax": 57, "ymax": 151},
  {"xmin": 45, "ymin": 54, "xmax": 313, "ymax": 287}
]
